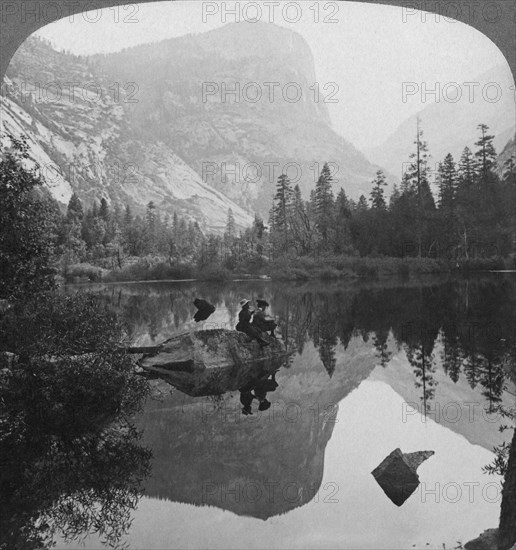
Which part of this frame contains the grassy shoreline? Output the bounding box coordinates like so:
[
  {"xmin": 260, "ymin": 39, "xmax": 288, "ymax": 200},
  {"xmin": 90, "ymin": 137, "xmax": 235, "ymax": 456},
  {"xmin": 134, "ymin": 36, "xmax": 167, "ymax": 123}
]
[{"xmin": 62, "ymin": 255, "xmax": 514, "ymax": 285}]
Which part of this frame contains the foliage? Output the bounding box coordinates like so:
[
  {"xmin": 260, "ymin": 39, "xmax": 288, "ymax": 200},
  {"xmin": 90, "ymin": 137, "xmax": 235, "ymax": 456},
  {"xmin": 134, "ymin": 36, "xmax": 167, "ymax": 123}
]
[
  {"xmin": 5, "ymin": 120, "xmax": 514, "ymax": 288},
  {"xmin": 0, "ymin": 135, "xmax": 60, "ymax": 298},
  {"xmin": 63, "ymin": 262, "xmax": 106, "ymax": 283},
  {"xmin": 0, "ymin": 292, "xmax": 151, "ymax": 549},
  {"xmin": 0, "ymin": 291, "xmax": 131, "ymax": 357},
  {"xmin": 263, "ymin": 122, "xmax": 514, "ymax": 264}
]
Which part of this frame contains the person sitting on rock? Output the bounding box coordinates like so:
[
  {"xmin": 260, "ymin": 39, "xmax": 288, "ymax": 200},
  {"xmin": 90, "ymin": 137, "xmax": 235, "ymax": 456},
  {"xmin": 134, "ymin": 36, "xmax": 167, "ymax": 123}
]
[
  {"xmin": 193, "ymin": 298, "xmax": 215, "ymax": 323},
  {"xmin": 252, "ymin": 299, "xmax": 277, "ymax": 338},
  {"xmin": 236, "ymin": 299, "xmax": 269, "ymax": 347}
]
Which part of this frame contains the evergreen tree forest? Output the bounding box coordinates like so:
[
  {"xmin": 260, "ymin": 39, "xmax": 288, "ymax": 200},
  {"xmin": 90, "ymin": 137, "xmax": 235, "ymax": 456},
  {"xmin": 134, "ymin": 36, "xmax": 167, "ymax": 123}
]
[
  {"xmin": 3, "ymin": 121, "xmax": 515, "ymax": 287},
  {"xmin": 268, "ymin": 122, "xmax": 515, "ymax": 262}
]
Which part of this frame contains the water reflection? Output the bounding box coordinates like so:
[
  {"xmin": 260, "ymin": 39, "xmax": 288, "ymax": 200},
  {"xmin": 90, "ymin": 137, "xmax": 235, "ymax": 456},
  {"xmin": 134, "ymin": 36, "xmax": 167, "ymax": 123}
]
[
  {"xmin": 59, "ymin": 274, "xmax": 516, "ymax": 546},
  {"xmin": 0, "ymin": 357, "xmax": 151, "ymax": 549},
  {"xmin": 499, "ymin": 427, "xmax": 516, "ymax": 550},
  {"xmin": 86, "ymin": 275, "xmax": 516, "ymax": 414}
]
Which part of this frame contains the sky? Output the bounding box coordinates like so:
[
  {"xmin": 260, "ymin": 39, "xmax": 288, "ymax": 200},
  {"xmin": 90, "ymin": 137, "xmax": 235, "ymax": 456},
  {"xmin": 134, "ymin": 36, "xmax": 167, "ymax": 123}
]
[{"xmin": 34, "ymin": 1, "xmax": 512, "ymax": 149}]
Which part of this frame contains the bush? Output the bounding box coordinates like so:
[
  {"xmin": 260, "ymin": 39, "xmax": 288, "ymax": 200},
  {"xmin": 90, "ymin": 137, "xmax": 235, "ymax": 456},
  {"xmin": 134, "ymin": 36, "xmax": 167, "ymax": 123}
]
[
  {"xmin": 64, "ymin": 263, "xmax": 106, "ymax": 283},
  {"xmin": 0, "ymin": 291, "xmax": 130, "ymax": 357},
  {"xmin": 104, "ymin": 259, "xmax": 195, "ymax": 282},
  {"xmin": 0, "ymin": 291, "xmax": 151, "ymax": 549},
  {"xmin": 234, "ymin": 255, "xmax": 268, "ymax": 274},
  {"xmin": 148, "ymin": 262, "xmax": 195, "ymax": 280},
  {"xmin": 0, "ymin": 136, "xmax": 60, "ymax": 298}
]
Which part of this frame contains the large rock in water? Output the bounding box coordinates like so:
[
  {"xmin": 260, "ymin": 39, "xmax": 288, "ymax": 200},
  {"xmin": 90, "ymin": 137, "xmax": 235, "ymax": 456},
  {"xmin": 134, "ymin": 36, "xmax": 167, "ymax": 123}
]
[
  {"xmin": 138, "ymin": 329, "xmax": 288, "ymax": 396},
  {"xmin": 371, "ymin": 448, "xmax": 434, "ymax": 506}
]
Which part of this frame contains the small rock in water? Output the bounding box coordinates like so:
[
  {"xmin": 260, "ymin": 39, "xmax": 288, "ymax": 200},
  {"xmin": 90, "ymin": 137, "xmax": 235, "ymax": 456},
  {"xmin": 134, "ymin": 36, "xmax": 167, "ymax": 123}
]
[{"xmin": 371, "ymin": 448, "xmax": 434, "ymax": 506}]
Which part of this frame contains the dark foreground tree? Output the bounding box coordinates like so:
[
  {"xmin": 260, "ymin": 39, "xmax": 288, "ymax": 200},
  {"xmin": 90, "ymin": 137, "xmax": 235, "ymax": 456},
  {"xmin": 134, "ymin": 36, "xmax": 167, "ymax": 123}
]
[
  {"xmin": 0, "ymin": 292, "xmax": 151, "ymax": 549},
  {"xmin": 0, "ymin": 135, "xmax": 60, "ymax": 298}
]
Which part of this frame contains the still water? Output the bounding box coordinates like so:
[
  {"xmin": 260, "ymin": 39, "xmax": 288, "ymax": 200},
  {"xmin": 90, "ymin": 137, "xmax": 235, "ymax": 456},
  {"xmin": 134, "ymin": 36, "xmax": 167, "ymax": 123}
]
[{"xmin": 50, "ymin": 274, "xmax": 515, "ymax": 549}]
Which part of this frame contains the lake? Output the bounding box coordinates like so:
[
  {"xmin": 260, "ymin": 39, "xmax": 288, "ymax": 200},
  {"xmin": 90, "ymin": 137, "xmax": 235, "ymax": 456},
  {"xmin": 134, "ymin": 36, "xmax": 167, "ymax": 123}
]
[{"xmin": 51, "ymin": 273, "xmax": 516, "ymax": 549}]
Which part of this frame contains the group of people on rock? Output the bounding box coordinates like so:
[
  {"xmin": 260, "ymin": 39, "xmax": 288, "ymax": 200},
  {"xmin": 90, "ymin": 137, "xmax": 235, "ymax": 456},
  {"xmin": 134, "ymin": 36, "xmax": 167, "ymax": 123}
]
[
  {"xmin": 192, "ymin": 297, "xmax": 281, "ymax": 415},
  {"xmin": 192, "ymin": 297, "xmax": 278, "ymax": 347},
  {"xmin": 235, "ymin": 298, "xmax": 277, "ymax": 347}
]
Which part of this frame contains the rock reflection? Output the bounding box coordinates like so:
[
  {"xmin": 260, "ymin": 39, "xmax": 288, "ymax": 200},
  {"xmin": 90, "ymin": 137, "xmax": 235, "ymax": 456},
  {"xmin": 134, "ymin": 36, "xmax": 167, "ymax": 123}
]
[
  {"xmin": 80, "ymin": 275, "xmax": 516, "ymax": 525},
  {"xmin": 89, "ymin": 276, "xmax": 516, "ymax": 412}
]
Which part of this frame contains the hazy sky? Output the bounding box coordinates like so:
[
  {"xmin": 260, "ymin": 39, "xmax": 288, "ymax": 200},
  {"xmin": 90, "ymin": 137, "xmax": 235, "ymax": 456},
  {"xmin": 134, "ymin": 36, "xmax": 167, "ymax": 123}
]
[{"xmin": 34, "ymin": 1, "xmax": 512, "ymax": 149}]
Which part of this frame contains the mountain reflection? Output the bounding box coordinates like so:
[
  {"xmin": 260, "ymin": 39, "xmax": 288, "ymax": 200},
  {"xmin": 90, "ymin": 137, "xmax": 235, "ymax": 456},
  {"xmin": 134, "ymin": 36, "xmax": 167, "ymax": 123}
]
[
  {"xmin": 63, "ymin": 275, "xmax": 516, "ymax": 524},
  {"xmin": 88, "ymin": 274, "xmax": 516, "ymax": 410}
]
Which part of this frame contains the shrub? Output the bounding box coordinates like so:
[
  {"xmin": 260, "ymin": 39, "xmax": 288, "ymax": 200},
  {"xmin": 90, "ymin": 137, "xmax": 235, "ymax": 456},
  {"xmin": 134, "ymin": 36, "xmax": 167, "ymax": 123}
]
[
  {"xmin": 148, "ymin": 262, "xmax": 195, "ymax": 280},
  {"xmin": 104, "ymin": 259, "xmax": 196, "ymax": 282},
  {"xmin": 0, "ymin": 136, "xmax": 60, "ymax": 298},
  {"xmin": 64, "ymin": 263, "xmax": 106, "ymax": 283},
  {"xmin": 0, "ymin": 292, "xmax": 151, "ymax": 549}
]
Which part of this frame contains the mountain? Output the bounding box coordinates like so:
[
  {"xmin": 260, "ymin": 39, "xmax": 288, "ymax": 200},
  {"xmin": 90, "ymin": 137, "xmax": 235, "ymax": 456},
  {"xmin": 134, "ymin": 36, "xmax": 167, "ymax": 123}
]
[
  {"xmin": 1, "ymin": 23, "xmax": 385, "ymax": 230},
  {"xmin": 498, "ymin": 135, "xmax": 516, "ymax": 174},
  {"xmin": 1, "ymin": 36, "xmax": 250, "ymax": 233},
  {"xmin": 366, "ymin": 64, "xmax": 516, "ymax": 181},
  {"xmin": 91, "ymin": 22, "xmax": 386, "ymax": 210}
]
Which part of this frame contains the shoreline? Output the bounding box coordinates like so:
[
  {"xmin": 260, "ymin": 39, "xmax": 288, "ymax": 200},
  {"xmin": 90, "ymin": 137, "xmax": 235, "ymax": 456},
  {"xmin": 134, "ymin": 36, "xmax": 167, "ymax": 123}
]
[{"xmin": 63, "ymin": 269, "xmax": 516, "ymax": 288}]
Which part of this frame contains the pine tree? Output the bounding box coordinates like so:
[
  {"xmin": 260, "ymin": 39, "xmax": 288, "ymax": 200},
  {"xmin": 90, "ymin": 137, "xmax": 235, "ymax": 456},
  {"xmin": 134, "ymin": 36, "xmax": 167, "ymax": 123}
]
[
  {"xmin": 99, "ymin": 197, "xmax": 110, "ymax": 223},
  {"xmin": 437, "ymin": 153, "xmax": 459, "ymax": 256},
  {"xmin": 66, "ymin": 192, "xmax": 84, "ymax": 223},
  {"xmin": 91, "ymin": 200, "xmax": 99, "ymax": 219},
  {"xmin": 389, "ymin": 183, "xmax": 401, "ymax": 209},
  {"xmin": 145, "ymin": 201, "xmax": 157, "ymax": 253},
  {"xmin": 272, "ymin": 174, "xmax": 294, "ymax": 253},
  {"xmin": 336, "ymin": 188, "xmax": 351, "ymax": 217},
  {"xmin": 334, "ymin": 188, "xmax": 352, "ymax": 253},
  {"xmin": 314, "ymin": 162, "xmax": 335, "ymax": 247},
  {"xmin": 224, "ymin": 208, "xmax": 236, "ymax": 240},
  {"xmin": 401, "ymin": 117, "xmax": 435, "ymax": 256},
  {"xmin": 369, "ymin": 170, "xmax": 388, "ymax": 210},
  {"xmin": 475, "ymin": 124, "xmax": 497, "ymax": 180},
  {"xmin": 289, "ymin": 183, "xmax": 317, "ymax": 256},
  {"xmin": 458, "ymin": 147, "xmax": 476, "ymax": 185},
  {"xmin": 253, "ymin": 213, "xmax": 265, "ymax": 240},
  {"xmin": 437, "ymin": 154, "xmax": 457, "ymax": 212},
  {"xmin": 123, "ymin": 204, "xmax": 133, "ymax": 227},
  {"xmin": 356, "ymin": 195, "xmax": 369, "ymax": 211}
]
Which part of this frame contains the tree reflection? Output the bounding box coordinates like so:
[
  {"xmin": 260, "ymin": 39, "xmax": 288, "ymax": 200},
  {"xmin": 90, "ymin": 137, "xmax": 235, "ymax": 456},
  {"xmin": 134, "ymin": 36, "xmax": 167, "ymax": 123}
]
[
  {"xmin": 477, "ymin": 344, "xmax": 516, "ymax": 550},
  {"xmin": 0, "ymin": 424, "xmax": 151, "ymax": 549},
  {"xmin": 92, "ymin": 276, "xmax": 516, "ymax": 409},
  {"xmin": 0, "ymin": 293, "xmax": 152, "ymax": 549}
]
